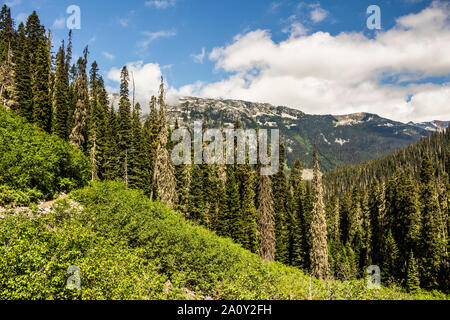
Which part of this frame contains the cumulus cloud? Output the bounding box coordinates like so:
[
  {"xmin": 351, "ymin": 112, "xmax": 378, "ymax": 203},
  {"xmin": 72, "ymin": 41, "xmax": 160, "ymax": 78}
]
[
  {"xmin": 107, "ymin": 61, "xmax": 164, "ymax": 109},
  {"xmin": 172, "ymin": 1, "xmax": 450, "ymax": 122},
  {"xmin": 310, "ymin": 7, "xmax": 328, "ymax": 23},
  {"xmin": 282, "ymin": 22, "xmax": 308, "ymax": 38}
]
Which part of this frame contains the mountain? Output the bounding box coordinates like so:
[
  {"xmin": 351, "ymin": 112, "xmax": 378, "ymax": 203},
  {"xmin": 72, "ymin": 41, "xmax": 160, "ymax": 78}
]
[
  {"xmin": 407, "ymin": 120, "xmax": 450, "ymax": 132},
  {"xmin": 167, "ymin": 97, "xmax": 430, "ymax": 171}
]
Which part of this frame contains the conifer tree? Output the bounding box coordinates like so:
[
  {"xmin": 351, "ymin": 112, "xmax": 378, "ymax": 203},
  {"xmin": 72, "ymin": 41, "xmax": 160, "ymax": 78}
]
[
  {"xmin": 175, "ymin": 159, "xmax": 192, "ymax": 217},
  {"xmin": 32, "ymin": 37, "xmax": 51, "ymax": 132},
  {"xmin": 419, "ymin": 154, "xmax": 444, "ymax": 289},
  {"xmin": 188, "ymin": 163, "xmax": 206, "ymax": 223},
  {"xmin": 69, "ymin": 47, "xmax": 89, "ymax": 149},
  {"xmin": 368, "ymin": 179, "xmax": 386, "ymax": 266},
  {"xmin": 289, "ymin": 159, "xmax": 305, "ymax": 267},
  {"xmin": 142, "ymin": 95, "xmax": 160, "ymax": 195},
  {"xmin": 0, "ymin": 5, "xmax": 15, "ymax": 110},
  {"xmin": 103, "ymin": 105, "xmax": 121, "ymax": 181},
  {"xmin": 151, "ymin": 77, "xmax": 176, "ymax": 208},
  {"xmin": 360, "ymin": 191, "xmax": 372, "ymax": 267},
  {"xmin": 117, "ymin": 66, "xmax": 132, "ymax": 185},
  {"xmin": 239, "ymin": 162, "xmax": 258, "ymax": 253},
  {"xmin": 257, "ymin": 169, "xmax": 276, "ymax": 262},
  {"xmin": 271, "ymin": 144, "xmax": 290, "ymax": 264},
  {"xmin": 223, "ymin": 164, "xmax": 242, "ymax": 241},
  {"xmin": 0, "ymin": 40, "xmax": 15, "ymax": 110},
  {"xmin": 0, "ymin": 5, "xmax": 15, "ymax": 64},
  {"xmin": 52, "ymin": 41, "xmax": 69, "ymax": 139},
  {"xmin": 25, "ymin": 11, "xmax": 45, "ymax": 68},
  {"xmin": 382, "ymin": 230, "xmax": 400, "ymax": 285},
  {"xmin": 129, "ymin": 102, "xmax": 145, "ymax": 189},
  {"xmin": 144, "ymin": 96, "xmax": 161, "ymax": 195},
  {"xmin": 11, "ymin": 23, "xmax": 32, "ymax": 118},
  {"xmin": 309, "ymin": 145, "xmax": 329, "ymax": 281},
  {"xmin": 87, "ymin": 63, "xmax": 107, "ymax": 180},
  {"xmin": 406, "ymin": 251, "xmax": 420, "ymax": 293}
]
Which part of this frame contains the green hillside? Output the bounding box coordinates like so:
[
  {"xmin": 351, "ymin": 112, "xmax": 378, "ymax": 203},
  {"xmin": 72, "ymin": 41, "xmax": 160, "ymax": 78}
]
[
  {"xmin": 0, "ymin": 181, "xmax": 446, "ymax": 300},
  {"xmin": 0, "ymin": 106, "xmax": 90, "ymax": 206}
]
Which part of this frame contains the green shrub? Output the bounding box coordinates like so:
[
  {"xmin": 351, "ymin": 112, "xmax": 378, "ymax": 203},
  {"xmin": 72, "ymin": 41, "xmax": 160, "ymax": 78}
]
[{"xmin": 0, "ymin": 106, "xmax": 90, "ymax": 205}]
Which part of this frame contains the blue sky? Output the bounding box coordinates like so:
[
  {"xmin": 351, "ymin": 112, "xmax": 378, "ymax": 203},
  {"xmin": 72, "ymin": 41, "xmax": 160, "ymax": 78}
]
[{"xmin": 3, "ymin": 0, "xmax": 450, "ymax": 122}]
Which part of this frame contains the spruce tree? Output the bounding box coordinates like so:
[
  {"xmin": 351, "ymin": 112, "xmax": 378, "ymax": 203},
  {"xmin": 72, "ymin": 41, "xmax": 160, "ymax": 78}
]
[
  {"xmin": 117, "ymin": 66, "xmax": 132, "ymax": 184},
  {"xmin": 368, "ymin": 179, "xmax": 386, "ymax": 266},
  {"xmin": 103, "ymin": 105, "xmax": 121, "ymax": 181},
  {"xmin": 151, "ymin": 77, "xmax": 176, "ymax": 208},
  {"xmin": 406, "ymin": 251, "xmax": 420, "ymax": 293},
  {"xmin": 32, "ymin": 37, "xmax": 51, "ymax": 132},
  {"xmin": 12, "ymin": 23, "xmax": 32, "ymax": 118},
  {"xmin": 239, "ymin": 162, "xmax": 258, "ymax": 253},
  {"xmin": 271, "ymin": 144, "xmax": 290, "ymax": 264},
  {"xmin": 223, "ymin": 164, "xmax": 242, "ymax": 241},
  {"xmin": 0, "ymin": 5, "xmax": 15, "ymax": 64},
  {"xmin": 52, "ymin": 41, "xmax": 69, "ymax": 139},
  {"xmin": 142, "ymin": 95, "xmax": 160, "ymax": 195},
  {"xmin": 419, "ymin": 154, "xmax": 444, "ymax": 289},
  {"xmin": 257, "ymin": 169, "xmax": 276, "ymax": 262},
  {"xmin": 309, "ymin": 145, "xmax": 329, "ymax": 281},
  {"xmin": 289, "ymin": 159, "xmax": 305, "ymax": 267},
  {"xmin": 69, "ymin": 47, "xmax": 89, "ymax": 150},
  {"xmin": 382, "ymin": 230, "xmax": 400, "ymax": 285},
  {"xmin": 129, "ymin": 102, "xmax": 145, "ymax": 189}
]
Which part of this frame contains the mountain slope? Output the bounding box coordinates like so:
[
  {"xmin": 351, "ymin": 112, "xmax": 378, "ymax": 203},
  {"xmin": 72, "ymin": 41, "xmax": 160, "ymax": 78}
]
[
  {"xmin": 323, "ymin": 128, "xmax": 450, "ymax": 196},
  {"xmin": 167, "ymin": 97, "xmax": 430, "ymax": 171},
  {"xmin": 1, "ymin": 181, "xmax": 445, "ymax": 300},
  {"xmin": 408, "ymin": 120, "xmax": 450, "ymax": 132}
]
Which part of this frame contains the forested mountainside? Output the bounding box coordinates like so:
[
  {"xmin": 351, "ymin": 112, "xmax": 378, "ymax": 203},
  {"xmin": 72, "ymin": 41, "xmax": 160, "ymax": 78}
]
[
  {"xmin": 167, "ymin": 97, "xmax": 430, "ymax": 171},
  {"xmin": 321, "ymin": 129, "xmax": 449, "ymax": 293},
  {"xmin": 323, "ymin": 129, "xmax": 450, "ymax": 196}
]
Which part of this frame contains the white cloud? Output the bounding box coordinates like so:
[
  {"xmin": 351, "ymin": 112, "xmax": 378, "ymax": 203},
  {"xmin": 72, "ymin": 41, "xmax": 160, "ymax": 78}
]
[
  {"xmin": 310, "ymin": 7, "xmax": 328, "ymax": 23},
  {"xmin": 145, "ymin": 0, "xmax": 176, "ymax": 9},
  {"xmin": 282, "ymin": 22, "xmax": 308, "ymax": 38},
  {"xmin": 173, "ymin": 1, "xmax": 450, "ymax": 122},
  {"xmin": 191, "ymin": 47, "xmax": 206, "ymax": 64},
  {"xmin": 52, "ymin": 17, "xmax": 65, "ymax": 29},
  {"xmin": 102, "ymin": 51, "xmax": 115, "ymax": 61},
  {"xmin": 107, "ymin": 61, "xmax": 164, "ymax": 110},
  {"xmin": 138, "ymin": 30, "xmax": 176, "ymax": 51}
]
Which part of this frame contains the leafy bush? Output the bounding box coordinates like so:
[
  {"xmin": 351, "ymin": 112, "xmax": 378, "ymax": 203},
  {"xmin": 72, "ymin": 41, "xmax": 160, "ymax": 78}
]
[{"xmin": 0, "ymin": 106, "xmax": 90, "ymax": 205}]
